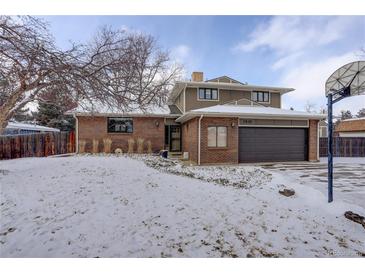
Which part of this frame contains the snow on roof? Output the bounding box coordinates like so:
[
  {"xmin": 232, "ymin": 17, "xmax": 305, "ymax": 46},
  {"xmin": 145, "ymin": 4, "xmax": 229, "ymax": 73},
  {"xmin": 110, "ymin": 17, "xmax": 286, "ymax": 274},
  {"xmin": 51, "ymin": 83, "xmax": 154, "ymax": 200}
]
[
  {"xmin": 7, "ymin": 122, "xmax": 60, "ymax": 132},
  {"xmin": 339, "ymin": 117, "xmax": 365, "ymax": 122},
  {"xmin": 68, "ymin": 102, "xmax": 177, "ymax": 117},
  {"xmin": 176, "ymin": 105, "xmax": 326, "ymax": 123}
]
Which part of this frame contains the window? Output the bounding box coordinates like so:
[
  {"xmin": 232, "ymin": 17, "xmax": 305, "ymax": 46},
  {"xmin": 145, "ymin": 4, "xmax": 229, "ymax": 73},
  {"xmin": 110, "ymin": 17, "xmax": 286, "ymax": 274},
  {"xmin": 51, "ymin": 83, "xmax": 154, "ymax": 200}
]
[
  {"xmin": 107, "ymin": 117, "xmax": 133, "ymax": 133},
  {"xmin": 207, "ymin": 126, "xmax": 227, "ymax": 147},
  {"xmin": 198, "ymin": 88, "xmax": 218, "ymax": 100},
  {"xmin": 252, "ymin": 91, "xmax": 270, "ymax": 102}
]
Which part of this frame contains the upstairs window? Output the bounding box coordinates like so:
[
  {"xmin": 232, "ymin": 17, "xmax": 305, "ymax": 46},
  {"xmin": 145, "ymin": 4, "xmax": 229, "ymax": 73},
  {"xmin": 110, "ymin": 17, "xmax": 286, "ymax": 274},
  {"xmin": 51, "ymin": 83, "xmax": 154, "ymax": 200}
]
[
  {"xmin": 252, "ymin": 91, "xmax": 270, "ymax": 102},
  {"xmin": 198, "ymin": 88, "xmax": 218, "ymax": 100},
  {"xmin": 107, "ymin": 117, "xmax": 133, "ymax": 133}
]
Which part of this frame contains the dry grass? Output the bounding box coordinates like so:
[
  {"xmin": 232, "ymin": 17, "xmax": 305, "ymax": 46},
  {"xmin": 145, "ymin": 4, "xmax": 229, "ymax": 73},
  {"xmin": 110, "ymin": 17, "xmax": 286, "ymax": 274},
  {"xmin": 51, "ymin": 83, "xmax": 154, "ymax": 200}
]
[
  {"xmin": 146, "ymin": 140, "xmax": 152, "ymax": 154},
  {"xmin": 92, "ymin": 139, "xmax": 99, "ymax": 154},
  {"xmin": 127, "ymin": 138, "xmax": 135, "ymax": 154},
  {"xmin": 103, "ymin": 138, "xmax": 112, "ymax": 153},
  {"xmin": 78, "ymin": 140, "xmax": 86, "ymax": 153},
  {"xmin": 137, "ymin": 138, "xmax": 144, "ymax": 154}
]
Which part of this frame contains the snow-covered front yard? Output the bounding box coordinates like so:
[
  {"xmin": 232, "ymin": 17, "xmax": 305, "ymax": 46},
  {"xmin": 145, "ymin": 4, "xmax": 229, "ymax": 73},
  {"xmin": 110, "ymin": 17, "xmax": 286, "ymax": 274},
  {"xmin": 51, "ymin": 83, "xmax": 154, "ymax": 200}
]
[{"xmin": 1, "ymin": 155, "xmax": 364, "ymax": 257}]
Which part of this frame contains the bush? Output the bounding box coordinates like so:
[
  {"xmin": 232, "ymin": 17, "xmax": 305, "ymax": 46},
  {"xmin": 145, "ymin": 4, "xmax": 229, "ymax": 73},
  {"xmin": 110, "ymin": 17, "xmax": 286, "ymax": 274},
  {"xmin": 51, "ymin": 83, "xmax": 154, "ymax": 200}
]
[
  {"xmin": 146, "ymin": 140, "xmax": 152, "ymax": 154},
  {"xmin": 103, "ymin": 138, "xmax": 112, "ymax": 153},
  {"xmin": 79, "ymin": 140, "xmax": 86, "ymax": 153},
  {"xmin": 137, "ymin": 138, "xmax": 144, "ymax": 154},
  {"xmin": 127, "ymin": 138, "xmax": 135, "ymax": 154},
  {"xmin": 92, "ymin": 139, "xmax": 99, "ymax": 154}
]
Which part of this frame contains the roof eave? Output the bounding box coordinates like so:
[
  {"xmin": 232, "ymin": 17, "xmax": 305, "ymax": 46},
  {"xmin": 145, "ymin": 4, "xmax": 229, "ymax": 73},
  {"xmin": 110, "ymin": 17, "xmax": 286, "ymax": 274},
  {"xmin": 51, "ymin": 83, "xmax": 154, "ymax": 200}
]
[
  {"xmin": 176, "ymin": 111, "xmax": 326, "ymax": 123},
  {"xmin": 73, "ymin": 112, "xmax": 180, "ymax": 118}
]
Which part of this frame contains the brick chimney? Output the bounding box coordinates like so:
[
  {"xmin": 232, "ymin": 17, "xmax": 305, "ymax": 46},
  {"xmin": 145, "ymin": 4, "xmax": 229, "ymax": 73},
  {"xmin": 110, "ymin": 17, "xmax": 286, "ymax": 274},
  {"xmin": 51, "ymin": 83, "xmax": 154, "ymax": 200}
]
[{"xmin": 191, "ymin": 71, "xmax": 204, "ymax": 82}]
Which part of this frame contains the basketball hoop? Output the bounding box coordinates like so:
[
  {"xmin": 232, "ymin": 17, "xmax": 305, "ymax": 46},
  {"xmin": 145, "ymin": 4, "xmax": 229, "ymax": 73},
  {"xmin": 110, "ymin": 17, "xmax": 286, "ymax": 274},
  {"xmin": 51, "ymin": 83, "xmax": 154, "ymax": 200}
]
[{"xmin": 325, "ymin": 61, "xmax": 365, "ymax": 203}]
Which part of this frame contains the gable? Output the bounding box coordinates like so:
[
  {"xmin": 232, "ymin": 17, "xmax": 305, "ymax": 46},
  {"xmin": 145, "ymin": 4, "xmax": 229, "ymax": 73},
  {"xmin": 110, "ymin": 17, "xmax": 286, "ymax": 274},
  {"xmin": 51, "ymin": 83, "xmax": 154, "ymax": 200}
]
[{"xmin": 206, "ymin": 76, "xmax": 244, "ymax": 85}]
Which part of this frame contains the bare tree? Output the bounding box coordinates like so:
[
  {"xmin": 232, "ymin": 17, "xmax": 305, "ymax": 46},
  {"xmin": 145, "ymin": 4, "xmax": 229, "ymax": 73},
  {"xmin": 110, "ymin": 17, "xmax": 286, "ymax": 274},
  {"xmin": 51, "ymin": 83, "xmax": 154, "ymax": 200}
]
[
  {"xmin": 0, "ymin": 16, "xmax": 182, "ymax": 134},
  {"xmin": 80, "ymin": 26, "xmax": 182, "ymax": 113},
  {"xmin": 304, "ymin": 101, "xmax": 316, "ymax": 113}
]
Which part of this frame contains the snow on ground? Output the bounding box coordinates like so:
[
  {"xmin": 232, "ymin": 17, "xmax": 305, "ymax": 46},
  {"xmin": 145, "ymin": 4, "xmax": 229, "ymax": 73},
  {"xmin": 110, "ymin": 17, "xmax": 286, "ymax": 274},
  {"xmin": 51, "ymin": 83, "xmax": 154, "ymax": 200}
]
[
  {"xmin": 263, "ymin": 158, "xmax": 365, "ymax": 210},
  {"xmin": 0, "ymin": 155, "xmax": 364, "ymax": 258}
]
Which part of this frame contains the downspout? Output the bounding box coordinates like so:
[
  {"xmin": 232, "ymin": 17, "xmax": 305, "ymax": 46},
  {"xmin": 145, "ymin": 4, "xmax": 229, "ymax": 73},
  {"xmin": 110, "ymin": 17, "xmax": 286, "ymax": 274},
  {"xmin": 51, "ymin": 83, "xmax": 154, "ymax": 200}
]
[
  {"xmin": 74, "ymin": 114, "xmax": 79, "ymax": 154},
  {"xmin": 198, "ymin": 115, "xmax": 203, "ymax": 165},
  {"xmin": 183, "ymin": 83, "xmax": 187, "ymax": 113},
  {"xmin": 317, "ymin": 120, "xmax": 320, "ymax": 161}
]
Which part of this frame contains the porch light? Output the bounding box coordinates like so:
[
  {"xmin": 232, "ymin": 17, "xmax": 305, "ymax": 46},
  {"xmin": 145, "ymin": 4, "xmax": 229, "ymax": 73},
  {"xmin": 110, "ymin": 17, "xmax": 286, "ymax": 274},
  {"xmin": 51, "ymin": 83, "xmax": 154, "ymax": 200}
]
[
  {"xmin": 155, "ymin": 121, "xmax": 160, "ymax": 127},
  {"xmin": 231, "ymin": 122, "xmax": 235, "ymax": 128}
]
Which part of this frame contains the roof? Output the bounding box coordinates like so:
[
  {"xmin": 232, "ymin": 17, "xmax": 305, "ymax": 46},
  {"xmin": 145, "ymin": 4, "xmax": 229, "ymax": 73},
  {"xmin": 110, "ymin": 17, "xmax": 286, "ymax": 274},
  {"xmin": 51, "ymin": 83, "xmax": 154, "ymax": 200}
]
[
  {"xmin": 168, "ymin": 80, "xmax": 294, "ymax": 103},
  {"xmin": 68, "ymin": 102, "xmax": 179, "ymax": 118},
  {"xmin": 176, "ymin": 105, "xmax": 326, "ymax": 123},
  {"xmin": 6, "ymin": 122, "xmax": 60, "ymax": 132},
  {"xmin": 338, "ymin": 117, "xmax": 365, "ymax": 122},
  {"xmin": 335, "ymin": 117, "xmax": 365, "ymax": 132},
  {"xmin": 205, "ymin": 76, "xmax": 245, "ymax": 85}
]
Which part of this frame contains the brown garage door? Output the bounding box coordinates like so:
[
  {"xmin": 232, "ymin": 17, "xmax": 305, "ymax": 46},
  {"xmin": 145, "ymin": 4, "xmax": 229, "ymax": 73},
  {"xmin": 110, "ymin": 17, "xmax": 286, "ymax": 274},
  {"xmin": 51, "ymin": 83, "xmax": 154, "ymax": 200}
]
[{"xmin": 239, "ymin": 127, "xmax": 308, "ymax": 163}]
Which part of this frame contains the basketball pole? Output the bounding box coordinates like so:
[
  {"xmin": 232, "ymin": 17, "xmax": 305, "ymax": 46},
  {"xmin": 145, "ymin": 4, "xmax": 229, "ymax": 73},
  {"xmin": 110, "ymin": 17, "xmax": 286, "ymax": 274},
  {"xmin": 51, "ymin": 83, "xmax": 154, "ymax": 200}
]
[{"xmin": 327, "ymin": 93, "xmax": 333, "ymax": 203}]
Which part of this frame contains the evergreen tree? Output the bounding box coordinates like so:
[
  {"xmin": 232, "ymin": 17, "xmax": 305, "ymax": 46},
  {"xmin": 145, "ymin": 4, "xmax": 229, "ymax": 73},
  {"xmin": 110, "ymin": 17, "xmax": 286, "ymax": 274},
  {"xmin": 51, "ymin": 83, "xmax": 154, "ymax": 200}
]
[
  {"xmin": 13, "ymin": 107, "xmax": 34, "ymax": 122},
  {"xmin": 35, "ymin": 89, "xmax": 77, "ymax": 131},
  {"xmin": 356, "ymin": 108, "xmax": 365, "ymax": 118},
  {"xmin": 340, "ymin": 110, "xmax": 353, "ymax": 120}
]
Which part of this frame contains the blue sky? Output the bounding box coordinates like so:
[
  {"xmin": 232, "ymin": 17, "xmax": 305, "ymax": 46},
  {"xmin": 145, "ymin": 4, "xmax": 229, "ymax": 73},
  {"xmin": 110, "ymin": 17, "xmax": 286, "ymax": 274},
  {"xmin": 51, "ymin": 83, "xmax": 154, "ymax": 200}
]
[{"xmin": 42, "ymin": 16, "xmax": 365, "ymax": 115}]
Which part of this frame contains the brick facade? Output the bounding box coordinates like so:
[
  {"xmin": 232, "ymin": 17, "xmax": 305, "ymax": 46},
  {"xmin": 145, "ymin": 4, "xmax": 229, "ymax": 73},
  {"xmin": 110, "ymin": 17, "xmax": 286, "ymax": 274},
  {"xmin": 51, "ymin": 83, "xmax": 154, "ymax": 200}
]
[
  {"xmin": 199, "ymin": 117, "xmax": 239, "ymax": 164},
  {"xmin": 182, "ymin": 116, "xmax": 239, "ymax": 164},
  {"xmin": 308, "ymin": 119, "xmax": 319, "ymax": 161},
  {"xmin": 77, "ymin": 116, "xmax": 165, "ymax": 153},
  {"xmin": 335, "ymin": 119, "xmax": 365, "ymax": 132},
  {"xmin": 181, "ymin": 117, "xmax": 198, "ymax": 163},
  {"xmin": 182, "ymin": 117, "xmax": 320, "ymax": 164},
  {"xmin": 78, "ymin": 115, "xmax": 321, "ymax": 164}
]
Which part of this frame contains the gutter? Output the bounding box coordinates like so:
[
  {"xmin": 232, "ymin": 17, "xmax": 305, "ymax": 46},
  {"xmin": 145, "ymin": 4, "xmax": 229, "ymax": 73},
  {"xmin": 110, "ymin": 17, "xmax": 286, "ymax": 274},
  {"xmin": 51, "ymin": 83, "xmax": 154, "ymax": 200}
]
[
  {"xmin": 176, "ymin": 111, "xmax": 327, "ymax": 123},
  {"xmin": 198, "ymin": 115, "xmax": 203, "ymax": 165}
]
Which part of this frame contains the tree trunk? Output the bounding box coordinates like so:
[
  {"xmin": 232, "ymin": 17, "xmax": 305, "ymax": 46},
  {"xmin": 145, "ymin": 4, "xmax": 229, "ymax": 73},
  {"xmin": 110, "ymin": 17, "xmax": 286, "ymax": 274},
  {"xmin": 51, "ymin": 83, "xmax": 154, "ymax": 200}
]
[{"xmin": 0, "ymin": 116, "xmax": 9, "ymax": 135}]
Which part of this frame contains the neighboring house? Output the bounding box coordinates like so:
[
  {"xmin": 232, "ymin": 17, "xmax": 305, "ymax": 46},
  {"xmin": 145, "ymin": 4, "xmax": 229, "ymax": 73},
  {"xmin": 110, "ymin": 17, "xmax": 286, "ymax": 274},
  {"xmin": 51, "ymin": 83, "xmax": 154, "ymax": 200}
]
[
  {"xmin": 335, "ymin": 117, "xmax": 365, "ymax": 137},
  {"xmin": 2, "ymin": 121, "xmax": 60, "ymax": 135},
  {"xmin": 72, "ymin": 72, "xmax": 326, "ymax": 164}
]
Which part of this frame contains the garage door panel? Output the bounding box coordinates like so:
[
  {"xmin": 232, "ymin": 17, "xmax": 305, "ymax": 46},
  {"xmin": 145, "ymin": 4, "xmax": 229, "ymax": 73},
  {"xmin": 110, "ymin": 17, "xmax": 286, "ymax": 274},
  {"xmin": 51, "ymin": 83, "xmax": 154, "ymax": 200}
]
[{"xmin": 239, "ymin": 127, "xmax": 308, "ymax": 163}]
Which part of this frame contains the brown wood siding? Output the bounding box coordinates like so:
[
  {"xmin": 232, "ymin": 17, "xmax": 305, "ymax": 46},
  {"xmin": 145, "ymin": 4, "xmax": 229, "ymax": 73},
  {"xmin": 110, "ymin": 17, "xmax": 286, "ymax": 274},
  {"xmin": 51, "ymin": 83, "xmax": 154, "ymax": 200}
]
[{"xmin": 184, "ymin": 87, "xmax": 281, "ymax": 111}]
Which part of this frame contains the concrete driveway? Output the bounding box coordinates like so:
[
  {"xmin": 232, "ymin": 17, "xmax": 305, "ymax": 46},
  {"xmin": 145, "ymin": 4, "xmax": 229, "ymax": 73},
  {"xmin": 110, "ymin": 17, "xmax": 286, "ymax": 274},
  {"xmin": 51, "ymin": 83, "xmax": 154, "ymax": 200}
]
[{"xmin": 261, "ymin": 158, "xmax": 365, "ymax": 209}]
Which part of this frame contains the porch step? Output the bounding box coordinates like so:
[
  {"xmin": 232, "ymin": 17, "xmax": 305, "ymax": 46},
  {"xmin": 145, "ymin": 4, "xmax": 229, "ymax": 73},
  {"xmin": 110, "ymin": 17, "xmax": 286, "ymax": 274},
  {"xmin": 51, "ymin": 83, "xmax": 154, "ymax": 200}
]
[{"xmin": 168, "ymin": 152, "xmax": 183, "ymax": 159}]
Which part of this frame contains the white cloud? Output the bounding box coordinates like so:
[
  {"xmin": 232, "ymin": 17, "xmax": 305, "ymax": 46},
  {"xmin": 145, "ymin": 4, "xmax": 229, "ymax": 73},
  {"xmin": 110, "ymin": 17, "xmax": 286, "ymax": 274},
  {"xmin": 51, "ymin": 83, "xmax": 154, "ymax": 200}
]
[
  {"xmin": 235, "ymin": 16, "xmax": 361, "ymax": 54},
  {"xmin": 280, "ymin": 52, "xmax": 365, "ymax": 114},
  {"xmin": 234, "ymin": 16, "xmax": 365, "ymax": 115},
  {"xmin": 171, "ymin": 44, "xmax": 191, "ymax": 63},
  {"xmin": 171, "ymin": 44, "xmax": 198, "ymax": 78},
  {"xmin": 271, "ymin": 51, "xmax": 303, "ymax": 70}
]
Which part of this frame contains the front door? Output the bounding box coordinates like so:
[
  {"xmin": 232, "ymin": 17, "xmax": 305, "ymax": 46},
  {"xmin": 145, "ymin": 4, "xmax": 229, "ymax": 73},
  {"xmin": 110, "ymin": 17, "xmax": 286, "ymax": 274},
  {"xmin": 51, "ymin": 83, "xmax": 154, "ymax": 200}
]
[{"xmin": 166, "ymin": 125, "xmax": 181, "ymax": 152}]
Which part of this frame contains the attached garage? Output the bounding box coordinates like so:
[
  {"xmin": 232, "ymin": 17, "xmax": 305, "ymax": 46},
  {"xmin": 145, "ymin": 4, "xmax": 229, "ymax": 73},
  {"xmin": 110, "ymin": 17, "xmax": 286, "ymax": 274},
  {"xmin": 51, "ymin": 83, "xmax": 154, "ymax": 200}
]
[{"xmin": 238, "ymin": 127, "xmax": 308, "ymax": 163}]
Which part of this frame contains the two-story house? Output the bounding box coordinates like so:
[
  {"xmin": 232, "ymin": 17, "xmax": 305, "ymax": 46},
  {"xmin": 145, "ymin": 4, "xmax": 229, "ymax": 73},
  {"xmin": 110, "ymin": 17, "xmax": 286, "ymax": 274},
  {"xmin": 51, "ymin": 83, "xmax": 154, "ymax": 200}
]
[{"xmin": 73, "ymin": 72, "xmax": 325, "ymax": 164}]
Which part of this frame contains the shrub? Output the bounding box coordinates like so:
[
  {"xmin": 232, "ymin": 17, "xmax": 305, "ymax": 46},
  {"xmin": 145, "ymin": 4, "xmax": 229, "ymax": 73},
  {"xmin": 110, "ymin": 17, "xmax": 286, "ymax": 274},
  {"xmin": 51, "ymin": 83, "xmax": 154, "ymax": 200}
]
[
  {"xmin": 127, "ymin": 138, "xmax": 135, "ymax": 154},
  {"xmin": 146, "ymin": 140, "xmax": 152, "ymax": 154},
  {"xmin": 92, "ymin": 139, "xmax": 99, "ymax": 154},
  {"xmin": 79, "ymin": 140, "xmax": 86, "ymax": 153},
  {"xmin": 103, "ymin": 138, "xmax": 112, "ymax": 153},
  {"xmin": 137, "ymin": 138, "xmax": 144, "ymax": 154}
]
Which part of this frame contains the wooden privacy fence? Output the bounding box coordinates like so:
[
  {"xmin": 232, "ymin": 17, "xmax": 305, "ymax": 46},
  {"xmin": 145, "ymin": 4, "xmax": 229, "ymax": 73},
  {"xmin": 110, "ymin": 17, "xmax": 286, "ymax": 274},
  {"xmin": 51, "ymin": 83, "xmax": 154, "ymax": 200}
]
[
  {"xmin": 319, "ymin": 137, "xmax": 365, "ymax": 157},
  {"xmin": 0, "ymin": 131, "xmax": 75, "ymax": 160}
]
